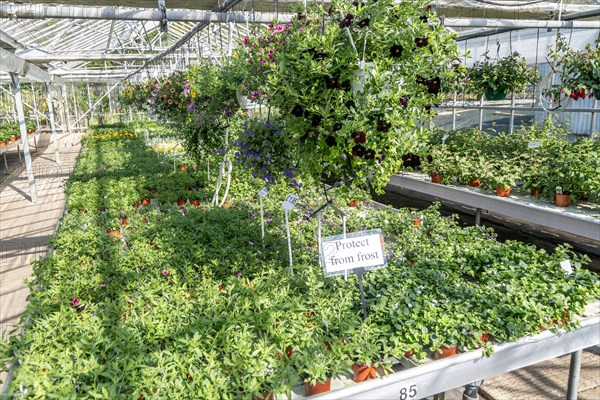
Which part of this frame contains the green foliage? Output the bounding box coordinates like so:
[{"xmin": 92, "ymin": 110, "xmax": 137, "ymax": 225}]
[{"xmin": 466, "ymin": 51, "xmax": 540, "ymax": 96}]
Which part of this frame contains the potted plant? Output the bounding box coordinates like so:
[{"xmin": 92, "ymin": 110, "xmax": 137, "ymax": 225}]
[
  {"xmin": 484, "ymin": 158, "xmax": 521, "ymax": 197},
  {"xmin": 467, "ymin": 51, "xmax": 539, "ymax": 100},
  {"xmin": 547, "ymin": 36, "xmax": 600, "ymax": 101},
  {"xmin": 343, "ymin": 322, "xmax": 391, "ymax": 383},
  {"xmin": 296, "ymin": 341, "xmax": 349, "ymax": 396}
]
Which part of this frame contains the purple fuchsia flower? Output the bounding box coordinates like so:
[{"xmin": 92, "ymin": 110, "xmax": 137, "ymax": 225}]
[
  {"xmin": 268, "ymin": 23, "xmax": 274, "ymax": 30},
  {"xmin": 71, "ymin": 297, "xmax": 80, "ymax": 307},
  {"xmin": 275, "ymin": 25, "xmax": 285, "ymax": 32},
  {"xmin": 100, "ymin": 283, "xmax": 107, "ymax": 287},
  {"xmin": 242, "ymin": 37, "xmax": 249, "ymax": 44},
  {"xmin": 251, "ymin": 91, "xmax": 260, "ymax": 99},
  {"xmin": 162, "ymin": 269, "xmax": 170, "ymax": 276}
]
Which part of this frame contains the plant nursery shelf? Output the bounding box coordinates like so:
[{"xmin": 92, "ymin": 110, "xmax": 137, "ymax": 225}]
[
  {"xmin": 387, "ymin": 173, "xmax": 600, "ymax": 243},
  {"xmin": 310, "ymin": 302, "xmax": 599, "ymax": 399}
]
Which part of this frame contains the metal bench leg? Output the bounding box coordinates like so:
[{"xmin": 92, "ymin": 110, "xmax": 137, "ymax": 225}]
[
  {"xmin": 463, "ymin": 380, "xmax": 484, "ymax": 400},
  {"xmin": 567, "ymin": 350, "xmax": 582, "ymax": 400}
]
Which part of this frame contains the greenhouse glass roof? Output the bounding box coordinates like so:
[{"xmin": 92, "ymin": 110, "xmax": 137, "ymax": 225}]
[{"xmin": 0, "ymin": 0, "xmax": 598, "ymax": 83}]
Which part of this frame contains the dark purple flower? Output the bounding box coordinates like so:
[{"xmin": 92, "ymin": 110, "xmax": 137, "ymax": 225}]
[
  {"xmin": 351, "ymin": 131, "xmax": 366, "ymax": 144},
  {"xmin": 376, "ymin": 120, "xmax": 392, "ymax": 132},
  {"xmin": 324, "ymin": 75, "xmax": 341, "ymax": 89},
  {"xmin": 339, "ymin": 13, "xmax": 354, "ymax": 28},
  {"xmin": 332, "ymin": 122, "xmax": 343, "ymax": 132},
  {"xmin": 311, "ymin": 114, "xmax": 322, "ymax": 127},
  {"xmin": 399, "ymin": 96, "xmax": 409, "ymax": 108},
  {"xmin": 291, "ymin": 105, "xmax": 304, "ymax": 117},
  {"xmin": 352, "ymin": 144, "xmax": 366, "ymax": 157},
  {"xmin": 364, "ymin": 148, "xmax": 376, "ymax": 160},
  {"xmin": 390, "ymin": 44, "xmax": 403, "ymax": 58},
  {"xmin": 415, "ymin": 37, "xmax": 429, "ymax": 47},
  {"xmin": 235, "ymin": 271, "xmax": 242, "ymax": 278},
  {"xmin": 402, "ymin": 152, "xmax": 421, "ymax": 168},
  {"xmin": 325, "ymin": 135, "xmax": 337, "ymax": 147},
  {"xmin": 357, "ymin": 18, "xmax": 370, "ymax": 28}
]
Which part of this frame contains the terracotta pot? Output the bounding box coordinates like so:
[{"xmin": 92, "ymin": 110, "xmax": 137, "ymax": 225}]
[
  {"xmin": 177, "ymin": 165, "xmax": 187, "ymax": 172},
  {"xmin": 469, "ymin": 178, "xmax": 481, "ymax": 187},
  {"xmin": 0, "ymin": 141, "xmax": 6, "ymax": 147},
  {"xmin": 530, "ymin": 187, "xmax": 542, "ymax": 196},
  {"xmin": 431, "ymin": 175, "xmax": 443, "ymax": 184},
  {"xmin": 434, "ymin": 345, "xmax": 458, "ymax": 360},
  {"xmin": 555, "ymin": 193, "xmax": 570, "ymax": 207},
  {"xmin": 107, "ymin": 229, "xmax": 120, "ymax": 239},
  {"xmin": 121, "ymin": 218, "xmax": 128, "ymax": 226},
  {"xmin": 190, "ymin": 200, "xmax": 200, "ymax": 207},
  {"xmin": 10, "ymin": 136, "xmax": 17, "ymax": 142},
  {"xmin": 177, "ymin": 199, "xmax": 187, "ymax": 208},
  {"xmin": 404, "ymin": 349, "xmax": 414, "ymax": 358},
  {"xmin": 305, "ymin": 379, "xmax": 331, "ymax": 396},
  {"xmin": 140, "ymin": 198, "xmax": 150, "ymax": 206},
  {"xmin": 254, "ymin": 392, "xmax": 274, "ymax": 400},
  {"xmin": 413, "ymin": 219, "xmax": 422, "ymax": 226},
  {"xmin": 496, "ymin": 185, "xmax": 511, "ymax": 197},
  {"xmin": 352, "ymin": 363, "xmax": 377, "ymax": 382},
  {"xmin": 347, "ymin": 199, "xmax": 359, "ymax": 207}
]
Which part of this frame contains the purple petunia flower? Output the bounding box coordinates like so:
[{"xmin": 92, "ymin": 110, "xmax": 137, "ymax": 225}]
[
  {"xmin": 162, "ymin": 269, "xmax": 170, "ymax": 276},
  {"xmin": 71, "ymin": 297, "xmax": 79, "ymax": 307}
]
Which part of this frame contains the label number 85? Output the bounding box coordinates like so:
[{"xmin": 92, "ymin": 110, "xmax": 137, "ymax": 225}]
[{"xmin": 399, "ymin": 384, "xmax": 417, "ymax": 400}]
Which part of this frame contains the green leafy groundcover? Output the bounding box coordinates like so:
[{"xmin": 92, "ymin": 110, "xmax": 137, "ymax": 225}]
[{"xmin": 2, "ymin": 129, "xmax": 599, "ymax": 399}]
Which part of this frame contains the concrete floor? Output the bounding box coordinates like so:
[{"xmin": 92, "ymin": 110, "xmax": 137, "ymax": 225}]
[{"xmin": 0, "ymin": 131, "xmax": 80, "ymax": 385}]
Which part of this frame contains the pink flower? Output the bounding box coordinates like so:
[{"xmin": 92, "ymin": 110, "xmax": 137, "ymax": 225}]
[
  {"xmin": 242, "ymin": 37, "xmax": 248, "ymax": 44},
  {"xmin": 251, "ymin": 91, "xmax": 259, "ymax": 99},
  {"xmin": 162, "ymin": 269, "xmax": 170, "ymax": 275},
  {"xmin": 260, "ymin": 60, "xmax": 266, "ymax": 64},
  {"xmin": 268, "ymin": 23, "xmax": 274, "ymax": 30},
  {"xmin": 277, "ymin": 39, "xmax": 283, "ymax": 44},
  {"xmin": 71, "ymin": 297, "xmax": 79, "ymax": 307},
  {"xmin": 298, "ymin": 28, "xmax": 303, "ymax": 33},
  {"xmin": 100, "ymin": 283, "xmax": 106, "ymax": 287},
  {"xmin": 275, "ymin": 25, "xmax": 284, "ymax": 32}
]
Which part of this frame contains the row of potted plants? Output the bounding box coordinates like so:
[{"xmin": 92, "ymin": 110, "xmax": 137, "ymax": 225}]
[
  {"xmin": 400, "ymin": 121, "xmax": 600, "ymax": 206},
  {"xmin": 0, "ymin": 122, "xmax": 37, "ymax": 145},
  {"xmin": 2, "ymin": 125, "xmax": 598, "ymax": 399}
]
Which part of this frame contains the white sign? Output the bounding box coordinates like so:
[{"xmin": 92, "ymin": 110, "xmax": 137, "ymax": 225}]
[
  {"xmin": 528, "ymin": 141, "xmax": 542, "ymax": 148},
  {"xmin": 282, "ymin": 194, "xmax": 299, "ymax": 211},
  {"xmin": 398, "ymin": 384, "xmax": 418, "ymax": 400},
  {"xmin": 320, "ymin": 229, "xmax": 386, "ymax": 276},
  {"xmin": 258, "ymin": 187, "xmax": 269, "ymax": 197},
  {"xmin": 560, "ymin": 260, "xmax": 573, "ymax": 274}
]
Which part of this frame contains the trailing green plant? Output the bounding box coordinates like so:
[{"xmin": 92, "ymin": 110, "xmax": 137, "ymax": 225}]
[{"xmin": 466, "ymin": 51, "xmax": 539, "ymax": 98}]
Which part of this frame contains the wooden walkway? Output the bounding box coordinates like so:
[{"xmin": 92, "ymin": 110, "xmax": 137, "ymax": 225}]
[{"xmin": 0, "ymin": 132, "xmax": 80, "ymax": 339}]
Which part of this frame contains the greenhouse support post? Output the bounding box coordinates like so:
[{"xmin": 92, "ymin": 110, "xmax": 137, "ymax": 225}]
[
  {"xmin": 30, "ymin": 83, "xmax": 40, "ymax": 131},
  {"xmin": 61, "ymin": 85, "xmax": 73, "ymax": 146},
  {"xmin": 46, "ymin": 83, "xmax": 60, "ymax": 163},
  {"xmin": 509, "ymin": 92, "xmax": 515, "ymax": 134},
  {"xmin": 590, "ymin": 99, "xmax": 597, "ymax": 140},
  {"xmin": 567, "ymin": 350, "xmax": 582, "ymax": 400},
  {"xmin": 478, "ymin": 97, "xmax": 484, "ymax": 130},
  {"xmin": 10, "ymin": 73, "xmax": 38, "ymax": 203}
]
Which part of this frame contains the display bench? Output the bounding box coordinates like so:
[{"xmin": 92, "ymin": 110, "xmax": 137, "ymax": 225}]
[
  {"xmin": 308, "ymin": 301, "xmax": 599, "ymax": 400},
  {"xmin": 386, "ymin": 173, "xmax": 600, "ymax": 244},
  {"xmin": 0, "ymin": 131, "xmax": 43, "ymax": 170}
]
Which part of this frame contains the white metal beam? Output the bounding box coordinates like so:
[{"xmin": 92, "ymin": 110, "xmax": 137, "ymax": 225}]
[
  {"xmin": 16, "ymin": 52, "xmax": 156, "ymax": 62},
  {"xmin": 0, "ymin": 4, "xmax": 292, "ymax": 23},
  {"xmin": 444, "ymin": 18, "xmax": 600, "ymax": 29},
  {"xmin": 0, "ymin": 48, "xmax": 64, "ymax": 84}
]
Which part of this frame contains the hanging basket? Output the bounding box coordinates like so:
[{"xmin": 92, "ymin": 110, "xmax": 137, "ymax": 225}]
[
  {"xmin": 236, "ymin": 91, "xmax": 260, "ymax": 110},
  {"xmin": 484, "ymin": 90, "xmax": 508, "ymax": 101}
]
